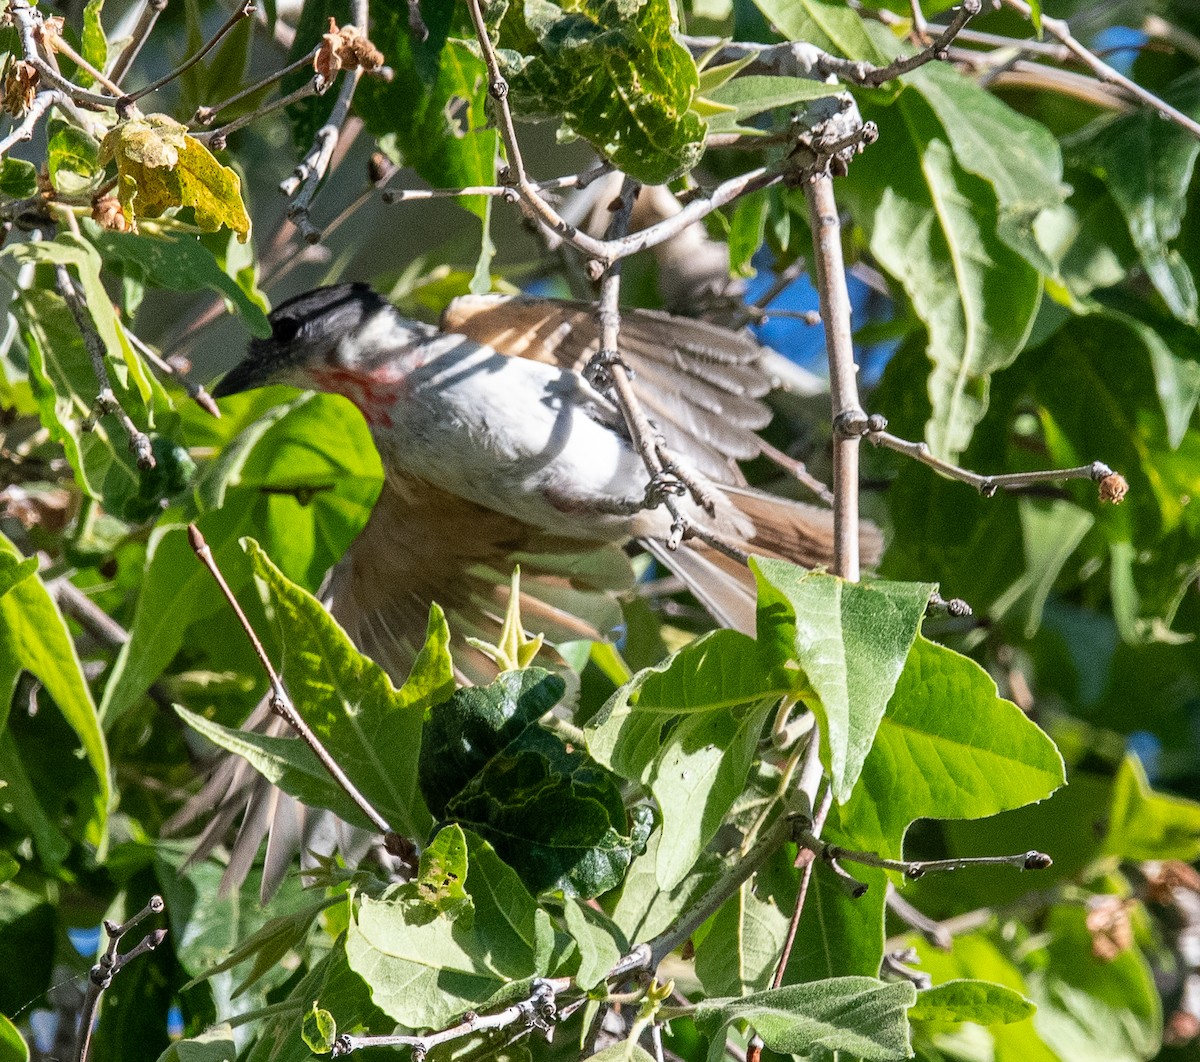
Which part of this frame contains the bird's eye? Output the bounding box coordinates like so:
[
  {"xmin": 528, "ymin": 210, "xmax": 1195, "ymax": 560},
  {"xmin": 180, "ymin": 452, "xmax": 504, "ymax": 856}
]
[{"xmin": 273, "ymin": 316, "xmax": 301, "ymax": 343}]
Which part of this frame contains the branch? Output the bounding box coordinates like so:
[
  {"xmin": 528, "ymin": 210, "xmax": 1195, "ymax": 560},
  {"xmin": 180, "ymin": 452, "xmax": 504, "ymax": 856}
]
[
  {"xmin": 1002, "ymin": 0, "xmax": 1200, "ymax": 141},
  {"xmin": 192, "ymin": 47, "xmax": 321, "ymax": 126},
  {"xmin": 332, "ymin": 979, "xmax": 564, "ymax": 1057},
  {"xmin": 187, "ymin": 524, "xmax": 404, "ymax": 854},
  {"xmin": 54, "ymin": 265, "xmax": 155, "ymax": 469},
  {"xmin": 7, "ymin": 1, "xmax": 116, "ymax": 110},
  {"xmin": 118, "ymin": 0, "xmax": 255, "ymax": 112},
  {"xmin": 683, "ymin": 0, "xmax": 981, "ymax": 88},
  {"xmin": 76, "ymin": 895, "xmax": 167, "ymax": 1062},
  {"xmin": 0, "ymin": 89, "xmax": 59, "ymax": 157},
  {"xmin": 806, "ymin": 176, "xmax": 863, "ymax": 581},
  {"xmin": 109, "ymin": 0, "xmax": 169, "ymax": 86},
  {"xmin": 193, "ymin": 74, "xmax": 329, "ymax": 150},
  {"xmin": 797, "ymin": 826, "xmax": 1053, "ymax": 883},
  {"xmin": 867, "ymin": 427, "xmax": 1128, "ymax": 504},
  {"xmin": 124, "ymin": 328, "xmax": 220, "ymax": 416}
]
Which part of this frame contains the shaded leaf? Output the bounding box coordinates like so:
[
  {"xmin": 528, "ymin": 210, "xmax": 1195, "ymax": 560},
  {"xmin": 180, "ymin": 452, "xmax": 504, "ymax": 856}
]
[
  {"xmin": 1102, "ymin": 754, "xmax": 1200, "ymax": 862},
  {"xmin": 910, "ymin": 979, "xmax": 1036, "ymax": 1026},
  {"xmin": 694, "ymin": 978, "xmax": 916, "ymax": 1062}
]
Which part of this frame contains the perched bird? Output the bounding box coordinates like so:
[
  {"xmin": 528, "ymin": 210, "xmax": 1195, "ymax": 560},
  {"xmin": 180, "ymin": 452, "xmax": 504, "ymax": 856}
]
[{"xmin": 172, "ymin": 283, "xmax": 880, "ymax": 895}]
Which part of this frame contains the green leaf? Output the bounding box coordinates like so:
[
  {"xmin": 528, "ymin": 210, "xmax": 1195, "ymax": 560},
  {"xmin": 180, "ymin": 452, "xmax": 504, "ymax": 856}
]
[
  {"xmin": 835, "ymin": 636, "xmax": 1065, "ymax": 860},
  {"xmin": 586, "ymin": 1046, "xmax": 656, "ymax": 1062},
  {"xmin": 1102, "ymin": 754, "xmax": 1200, "ymax": 862},
  {"xmin": 694, "ymin": 876, "xmax": 789, "ymax": 996},
  {"xmin": 302, "ymin": 1004, "xmax": 337, "ymax": 1055},
  {"xmin": 421, "ymin": 669, "xmax": 648, "ymax": 897},
  {"xmin": 99, "ymin": 114, "xmax": 251, "ymax": 241},
  {"xmin": 784, "ymin": 858, "xmax": 887, "ymax": 981},
  {"xmin": 241, "ymin": 539, "xmax": 447, "ymax": 841},
  {"xmin": 418, "ymin": 823, "xmax": 472, "ymax": 918},
  {"xmin": 846, "ymin": 106, "xmax": 1042, "ymax": 459},
  {"xmin": 0, "ymin": 552, "xmax": 37, "ymax": 599},
  {"xmin": 752, "ymin": 0, "xmax": 889, "ymax": 65},
  {"xmin": 0, "ymin": 157, "xmax": 37, "ymax": 199},
  {"xmin": 153, "ymin": 1024, "xmax": 237, "ymax": 1062},
  {"xmin": 728, "ymin": 191, "xmax": 768, "ymax": 277},
  {"xmin": 910, "ymin": 979, "xmax": 1036, "ymax": 1026},
  {"xmin": 752, "ymin": 561, "xmax": 933, "ymax": 802},
  {"xmin": 89, "ymin": 226, "xmax": 271, "ymax": 337},
  {"xmin": 79, "ymin": 0, "xmax": 107, "ymax": 88},
  {"xmin": 1028, "ymin": 905, "xmax": 1160, "ymax": 1062},
  {"xmin": 905, "ymin": 60, "xmax": 1066, "ymax": 274},
  {"xmin": 102, "ymin": 393, "xmax": 383, "ymax": 720},
  {"xmin": 703, "ymin": 75, "xmax": 841, "ymax": 135},
  {"xmin": 345, "ymin": 830, "xmax": 562, "ymax": 1028},
  {"xmin": 1069, "ymin": 72, "xmax": 1200, "ymax": 324},
  {"xmin": 492, "ymin": 0, "xmax": 706, "ymax": 184},
  {"xmin": 0, "ymin": 533, "xmax": 110, "ymax": 854},
  {"xmin": 563, "ymin": 899, "xmax": 624, "ymax": 990},
  {"xmin": 694, "ymin": 978, "xmax": 916, "ymax": 1062},
  {"xmin": 47, "ymin": 121, "xmax": 103, "ymax": 196},
  {"xmin": 0, "ymin": 1013, "xmax": 29, "ymax": 1062},
  {"xmin": 586, "ymin": 628, "xmax": 784, "ymax": 889}
]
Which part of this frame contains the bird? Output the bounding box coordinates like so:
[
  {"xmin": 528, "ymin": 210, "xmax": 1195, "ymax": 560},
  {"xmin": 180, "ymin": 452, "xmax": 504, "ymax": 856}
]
[{"xmin": 170, "ymin": 282, "xmax": 881, "ymax": 897}]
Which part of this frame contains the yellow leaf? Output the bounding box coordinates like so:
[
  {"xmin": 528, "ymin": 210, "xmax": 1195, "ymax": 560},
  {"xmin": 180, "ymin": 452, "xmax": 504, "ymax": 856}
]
[{"xmin": 100, "ymin": 114, "xmax": 251, "ymax": 242}]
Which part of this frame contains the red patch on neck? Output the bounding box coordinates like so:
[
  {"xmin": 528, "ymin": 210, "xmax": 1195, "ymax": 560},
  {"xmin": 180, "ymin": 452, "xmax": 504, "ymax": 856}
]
[{"xmin": 309, "ymin": 366, "xmax": 402, "ymax": 428}]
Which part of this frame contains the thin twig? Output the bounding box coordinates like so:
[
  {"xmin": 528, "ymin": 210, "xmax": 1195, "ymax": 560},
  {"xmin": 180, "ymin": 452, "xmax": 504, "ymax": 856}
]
[
  {"xmin": 187, "ymin": 523, "xmax": 401, "ymax": 849},
  {"xmin": 797, "ymin": 827, "xmax": 1053, "ymax": 882},
  {"xmin": 885, "ymin": 883, "xmax": 952, "ymax": 950},
  {"xmin": 868, "ymin": 428, "xmax": 1128, "ymax": 503},
  {"xmin": 1002, "ymin": 0, "xmax": 1200, "ymax": 140},
  {"xmin": 857, "ymin": 0, "xmax": 982, "ymax": 86},
  {"xmin": 193, "ymin": 75, "xmax": 328, "ymax": 149},
  {"xmin": 46, "ymin": 34, "xmax": 123, "ymax": 95},
  {"xmin": 806, "ymin": 177, "xmax": 862, "ymax": 581},
  {"xmin": 7, "ymin": 1, "xmax": 116, "ymax": 110},
  {"xmin": 192, "ymin": 47, "xmax": 320, "ymax": 125},
  {"xmin": 124, "ymin": 329, "xmax": 219, "ymax": 416},
  {"xmin": 119, "ymin": 0, "xmax": 255, "ymax": 111},
  {"xmin": 76, "ymin": 895, "xmax": 166, "ymax": 1062},
  {"xmin": 0, "ymin": 90, "xmax": 59, "ymax": 156},
  {"xmin": 109, "ymin": 0, "xmax": 169, "ymax": 85},
  {"xmin": 53, "ymin": 265, "xmax": 155, "ymax": 469},
  {"xmin": 279, "ymin": 0, "xmax": 369, "ymax": 241}
]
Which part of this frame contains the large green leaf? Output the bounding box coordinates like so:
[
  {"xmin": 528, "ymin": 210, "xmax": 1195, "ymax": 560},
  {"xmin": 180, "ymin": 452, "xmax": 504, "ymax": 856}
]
[
  {"xmin": 89, "ymin": 226, "xmax": 270, "ymax": 337},
  {"xmin": 834, "ymin": 636, "xmax": 1065, "ymax": 860},
  {"xmin": 910, "ymin": 979, "xmax": 1035, "ymax": 1026},
  {"xmin": 345, "ymin": 830, "xmax": 563, "ymax": 1028},
  {"xmin": 0, "ymin": 533, "xmax": 110, "ymax": 854},
  {"xmin": 187, "ymin": 540, "xmax": 449, "ymax": 841},
  {"xmin": 694, "ymin": 978, "xmax": 916, "ymax": 1062},
  {"xmin": 491, "ymin": 0, "xmax": 706, "ymax": 185},
  {"xmin": 586, "ymin": 628, "xmax": 786, "ymax": 888},
  {"xmin": 751, "ymin": 0, "xmax": 890, "ymax": 66},
  {"xmin": 847, "ymin": 102, "xmax": 1043, "ymax": 459},
  {"xmin": 753, "ymin": 562, "xmax": 933, "ymax": 802},
  {"xmin": 420, "ymin": 669, "xmax": 647, "ymax": 897}
]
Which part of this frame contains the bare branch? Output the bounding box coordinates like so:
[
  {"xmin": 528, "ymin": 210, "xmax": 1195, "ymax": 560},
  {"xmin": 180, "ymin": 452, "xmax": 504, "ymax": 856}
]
[
  {"xmin": 192, "ymin": 47, "xmax": 321, "ymax": 126},
  {"xmin": 806, "ymin": 176, "xmax": 862, "ymax": 581},
  {"xmin": 1002, "ymin": 0, "xmax": 1200, "ymax": 140},
  {"xmin": 76, "ymin": 895, "xmax": 166, "ymax": 1062},
  {"xmin": 109, "ymin": 0, "xmax": 169, "ymax": 86},
  {"xmin": 124, "ymin": 328, "xmax": 220, "ymax": 416},
  {"xmin": 333, "ymin": 979, "xmax": 564, "ymax": 1057},
  {"xmin": 53, "ymin": 265, "xmax": 155, "ymax": 469},
  {"xmin": 797, "ymin": 825, "xmax": 1053, "ymax": 881},
  {"xmin": 7, "ymin": 1, "xmax": 117, "ymax": 110},
  {"xmin": 868, "ymin": 427, "xmax": 1128, "ymax": 504},
  {"xmin": 0, "ymin": 89, "xmax": 59, "ymax": 157},
  {"xmin": 193, "ymin": 75, "xmax": 329, "ymax": 149},
  {"xmin": 119, "ymin": 0, "xmax": 255, "ymax": 112}
]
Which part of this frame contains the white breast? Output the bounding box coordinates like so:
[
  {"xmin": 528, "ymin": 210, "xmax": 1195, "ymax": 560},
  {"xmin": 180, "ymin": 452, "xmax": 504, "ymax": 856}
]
[{"xmin": 374, "ymin": 338, "xmax": 652, "ymax": 540}]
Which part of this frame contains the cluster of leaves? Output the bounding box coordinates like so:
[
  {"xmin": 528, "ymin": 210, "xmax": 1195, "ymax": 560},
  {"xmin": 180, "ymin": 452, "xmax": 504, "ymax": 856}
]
[{"xmin": 2, "ymin": 1, "xmax": 1200, "ymax": 1062}]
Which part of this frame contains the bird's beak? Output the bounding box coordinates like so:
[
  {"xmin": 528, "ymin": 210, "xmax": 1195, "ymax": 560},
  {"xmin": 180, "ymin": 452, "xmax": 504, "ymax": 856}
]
[{"xmin": 212, "ymin": 354, "xmax": 278, "ymax": 399}]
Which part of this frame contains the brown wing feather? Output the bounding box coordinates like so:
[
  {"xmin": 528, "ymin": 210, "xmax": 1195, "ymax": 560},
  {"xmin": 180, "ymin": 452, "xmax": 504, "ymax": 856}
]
[{"xmin": 442, "ymin": 295, "xmax": 771, "ymax": 484}]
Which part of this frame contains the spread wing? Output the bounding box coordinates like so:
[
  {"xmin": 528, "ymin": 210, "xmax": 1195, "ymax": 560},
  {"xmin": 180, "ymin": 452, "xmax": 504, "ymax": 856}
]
[{"xmin": 442, "ymin": 295, "xmax": 772, "ymax": 483}]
